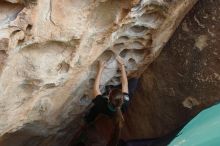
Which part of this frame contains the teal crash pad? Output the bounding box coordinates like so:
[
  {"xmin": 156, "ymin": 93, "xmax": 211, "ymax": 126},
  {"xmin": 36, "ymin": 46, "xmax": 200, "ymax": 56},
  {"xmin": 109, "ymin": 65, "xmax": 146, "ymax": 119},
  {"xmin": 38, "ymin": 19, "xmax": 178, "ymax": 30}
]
[{"xmin": 169, "ymin": 103, "xmax": 220, "ymax": 146}]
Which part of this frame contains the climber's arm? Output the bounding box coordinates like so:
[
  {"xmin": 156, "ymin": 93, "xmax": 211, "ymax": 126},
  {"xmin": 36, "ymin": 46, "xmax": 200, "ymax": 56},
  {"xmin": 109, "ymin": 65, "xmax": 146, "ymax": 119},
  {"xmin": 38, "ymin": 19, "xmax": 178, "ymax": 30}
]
[
  {"xmin": 93, "ymin": 61, "xmax": 105, "ymax": 98},
  {"xmin": 120, "ymin": 64, "xmax": 128, "ymax": 93},
  {"xmin": 116, "ymin": 56, "xmax": 128, "ymax": 94}
]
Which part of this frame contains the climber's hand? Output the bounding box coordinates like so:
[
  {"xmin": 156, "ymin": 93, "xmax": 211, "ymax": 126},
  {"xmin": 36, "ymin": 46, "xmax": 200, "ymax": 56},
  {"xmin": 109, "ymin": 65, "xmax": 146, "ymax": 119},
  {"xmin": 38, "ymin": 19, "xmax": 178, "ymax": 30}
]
[
  {"xmin": 116, "ymin": 56, "xmax": 125, "ymax": 66},
  {"xmin": 116, "ymin": 56, "xmax": 125, "ymax": 71},
  {"xmin": 98, "ymin": 60, "xmax": 106, "ymax": 70}
]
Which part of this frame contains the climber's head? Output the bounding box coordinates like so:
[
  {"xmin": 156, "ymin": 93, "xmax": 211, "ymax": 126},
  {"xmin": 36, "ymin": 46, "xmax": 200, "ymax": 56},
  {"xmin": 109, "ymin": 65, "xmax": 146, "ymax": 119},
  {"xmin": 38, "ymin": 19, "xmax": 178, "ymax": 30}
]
[
  {"xmin": 109, "ymin": 88, "xmax": 124, "ymax": 126},
  {"xmin": 109, "ymin": 88, "xmax": 124, "ymax": 107},
  {"xmin": 108, "ymin": 88, "xmax": 124, "ymax": 146}
]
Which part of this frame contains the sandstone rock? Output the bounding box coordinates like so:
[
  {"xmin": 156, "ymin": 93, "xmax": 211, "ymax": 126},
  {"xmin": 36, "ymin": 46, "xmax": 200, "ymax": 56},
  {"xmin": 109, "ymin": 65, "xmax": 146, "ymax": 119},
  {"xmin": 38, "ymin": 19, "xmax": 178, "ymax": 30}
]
[
  {"xmin": 122, "ymin": 0, "xmax": 220, "ymax": 140},
  {"xmin": 0, "ymin": 0, "xmax": 198, "ymax": 145}
]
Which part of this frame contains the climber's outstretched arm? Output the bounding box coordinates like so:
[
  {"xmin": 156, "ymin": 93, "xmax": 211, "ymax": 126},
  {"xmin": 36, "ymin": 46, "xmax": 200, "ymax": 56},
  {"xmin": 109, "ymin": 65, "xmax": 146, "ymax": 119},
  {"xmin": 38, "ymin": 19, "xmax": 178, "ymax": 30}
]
[
  {"xmin": 116, "ymin": 56, "xmax": 128, "ymax": 94},
  {"xmin": 120, "ymin": 64, "xmax": 128, "ymax": 94},
  {"xmin": 93, "ymin": 61, "xmax": 105, "ymax": 98}
]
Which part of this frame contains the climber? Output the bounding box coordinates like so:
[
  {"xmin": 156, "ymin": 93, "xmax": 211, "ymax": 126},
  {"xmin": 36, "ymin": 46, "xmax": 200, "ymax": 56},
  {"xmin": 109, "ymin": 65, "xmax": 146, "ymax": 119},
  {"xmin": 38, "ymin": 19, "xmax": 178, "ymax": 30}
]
[
  {"xmin": 84, "ymin": 56, "xmax": 130, "ymax": 124},
  {"xmin": 86, "ymin": 56, "xmax": 139, "ymax": 145},
  {"xmin": 73, "ymin": 56, "xmax": 139, "ymax": 146}
]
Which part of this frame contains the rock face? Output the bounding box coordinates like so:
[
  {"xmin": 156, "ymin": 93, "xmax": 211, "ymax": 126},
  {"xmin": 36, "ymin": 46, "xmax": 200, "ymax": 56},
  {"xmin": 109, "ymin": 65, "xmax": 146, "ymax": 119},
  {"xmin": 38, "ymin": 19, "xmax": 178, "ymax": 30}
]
[
  {"xmin": 0, "ymin": 0, "xmax": 198, "ymax": 146},
  {"xmin": 122, "ymin": 0, "xmax": 220, "ymax": 140}
]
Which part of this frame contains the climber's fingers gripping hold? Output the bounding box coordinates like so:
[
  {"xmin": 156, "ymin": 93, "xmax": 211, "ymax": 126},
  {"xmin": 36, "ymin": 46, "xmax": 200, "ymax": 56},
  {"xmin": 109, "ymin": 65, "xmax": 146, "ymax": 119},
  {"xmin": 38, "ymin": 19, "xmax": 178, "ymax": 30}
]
[
  {"xmin": 98, "ymin": 60, "xmax": 106, "ymax": 70},
  {"xmin": 116, "ymin": 56, "xmax": 125, "ymax": 66},
  {"xmin": 116, "ymin": 56, "xmax": 126, "ymax": 71}
]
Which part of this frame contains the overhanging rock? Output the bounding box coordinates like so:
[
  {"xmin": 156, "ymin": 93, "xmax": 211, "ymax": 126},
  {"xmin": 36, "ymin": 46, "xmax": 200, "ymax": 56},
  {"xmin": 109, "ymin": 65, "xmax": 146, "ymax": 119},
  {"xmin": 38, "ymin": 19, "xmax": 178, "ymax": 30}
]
[{"xmin": 0, "ymin": 0, "xmax": 198, "ymax": 145}]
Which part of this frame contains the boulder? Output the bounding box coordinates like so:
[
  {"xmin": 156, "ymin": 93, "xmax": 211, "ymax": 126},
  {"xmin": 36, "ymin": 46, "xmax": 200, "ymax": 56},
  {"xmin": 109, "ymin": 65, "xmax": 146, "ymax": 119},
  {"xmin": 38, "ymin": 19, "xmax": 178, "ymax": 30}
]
[
  {"xmin": 0, "ymin": 0, "xmax": 198, "ymax": 145},
  {"xmin": 122, "ymin": 0, "xmax": 220, "ymax": 140}
]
